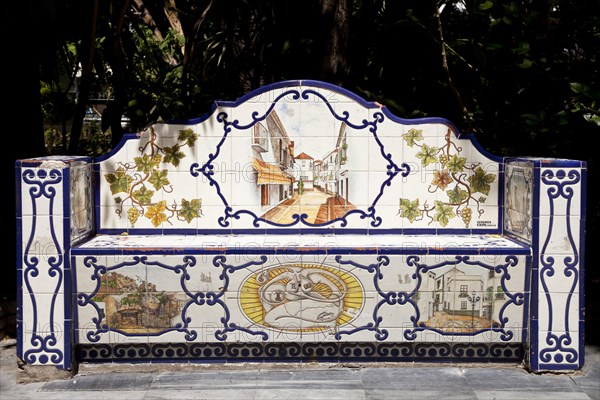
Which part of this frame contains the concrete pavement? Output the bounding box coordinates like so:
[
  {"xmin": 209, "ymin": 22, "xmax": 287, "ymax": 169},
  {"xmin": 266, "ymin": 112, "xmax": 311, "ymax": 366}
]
[{"xmin": 2, "ymin": 338, "xmax": 598, "ymax": 400}]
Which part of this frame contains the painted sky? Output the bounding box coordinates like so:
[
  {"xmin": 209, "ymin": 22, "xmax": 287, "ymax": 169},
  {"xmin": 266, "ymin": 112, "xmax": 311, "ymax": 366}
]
[{"xmin": 275, "ymin": 102, "xmax": 341, "ymax": 161}]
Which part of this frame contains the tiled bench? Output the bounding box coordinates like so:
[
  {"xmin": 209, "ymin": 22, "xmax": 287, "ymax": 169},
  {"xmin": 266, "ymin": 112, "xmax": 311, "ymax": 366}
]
[{"xmin": 16, "ymin": 80, "xmax": 586, "ymax": 374}]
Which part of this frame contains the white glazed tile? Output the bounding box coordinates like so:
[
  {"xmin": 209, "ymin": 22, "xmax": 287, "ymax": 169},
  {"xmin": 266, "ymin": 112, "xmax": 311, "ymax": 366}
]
[
  {"xmin": 538, "ymin": 215, "xmax": 580, "ymax": 255},
  {"xmin": 536, "ymin": 329, "xmax": 581, "ymax": 365},
  {"xmin": 18, "ymin": 173, "xmax": 36, "ymax": 217},
  {"xmin": 539, "ymin": 168, "xmax": 583, "ymax": 217},
  {"xmin": 535, "ymin": 291, "xmax": 580, "ymax": 337},
  {"xmin": 109, "ymin": 330, "xmax": 150, "ymax": 344},
  {"xmin": 536, "ymin": 261, "xmax": 581, "ymax": 295}
]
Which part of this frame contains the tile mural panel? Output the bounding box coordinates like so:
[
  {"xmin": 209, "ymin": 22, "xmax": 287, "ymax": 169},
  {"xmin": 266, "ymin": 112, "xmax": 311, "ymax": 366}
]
[
  {"xmin": 74, "ymin": 251, "xmax": 528, "ymax": 345},
  {"xmin": 97, "ymin": 83, "xmax": 501, "ymax": 232}
]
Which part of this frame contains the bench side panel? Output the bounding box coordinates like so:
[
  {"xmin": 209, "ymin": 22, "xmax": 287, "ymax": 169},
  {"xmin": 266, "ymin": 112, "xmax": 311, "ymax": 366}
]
[{"xmin": 16, "ymin": 156, "xmax": 93, "ymax": 370}]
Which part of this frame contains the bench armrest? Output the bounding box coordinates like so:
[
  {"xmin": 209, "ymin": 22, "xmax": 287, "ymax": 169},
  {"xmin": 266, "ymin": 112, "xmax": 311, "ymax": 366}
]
[{"xmin": 16, "ymin": 156, "xmax": 94, "ymax": 370}]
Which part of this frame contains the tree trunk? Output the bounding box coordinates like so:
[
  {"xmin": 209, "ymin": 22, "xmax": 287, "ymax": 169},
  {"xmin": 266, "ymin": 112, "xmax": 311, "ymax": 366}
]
[
  {"xmin": 109, "ymin": 0, "xmax": 130, "ymax": 149},
  {"xmin": 319, "ymin": 0, "xmax": 349, "ymax": 85},
  {"xmin": 164, "ymin": 0, "xmax": 186, "ymax": 56},
  {"xmin": 68, "ymin": 0, "xmax": 100, "ymax": 154}
]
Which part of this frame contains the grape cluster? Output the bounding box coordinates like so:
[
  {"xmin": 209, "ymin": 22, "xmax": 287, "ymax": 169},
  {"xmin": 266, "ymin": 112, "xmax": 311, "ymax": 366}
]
[
  {"xmin": 460, "ymin": 207, "xmax": 472, "ymax": 227},
  {"xmin": 439, "ymin": 154, "xmax": 449, "ymax": 166}
]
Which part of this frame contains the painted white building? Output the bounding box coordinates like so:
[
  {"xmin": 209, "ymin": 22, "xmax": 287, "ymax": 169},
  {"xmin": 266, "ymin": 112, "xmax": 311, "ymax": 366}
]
[
  {"xmin": 247, "ymin": 110, "xmax": 295, "ymax": 212},
  {"xmin": 293, "ymin": 152, "xmax": 314, "ymax": 191}
]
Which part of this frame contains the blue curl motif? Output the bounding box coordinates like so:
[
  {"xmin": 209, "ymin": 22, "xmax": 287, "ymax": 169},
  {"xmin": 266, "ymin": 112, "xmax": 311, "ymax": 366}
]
[
  {"xmin": 189, "ymin": 88, "xmax": 410, "ymax": 228},
  {"xmin": 539, "ymin": 169, "xmax": 581, "ymax": 364},
  {"xmin": 334, "ymin": 255, "xmax": 391, "ymax": 340},
  {"xmin": 333, "ymin": 253, "xmax": 524, "ymax": 342},
  {"xmin": 78, "ymin": 255, "xmax": 270, "ymax": 343},
  {"xmin": 401, "ymin": 255, "xmax": 524, "ymax": 341},
  {"xmin": 22, "ymin": 168, "xmax": 65, "ymax": 365}
]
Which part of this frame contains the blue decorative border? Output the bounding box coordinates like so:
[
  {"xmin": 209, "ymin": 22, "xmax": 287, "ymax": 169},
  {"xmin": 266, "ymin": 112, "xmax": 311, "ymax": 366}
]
[
  {"xmin": 334, "ymin": 255, "xmax": 526, "ymax": 342},
  {"xmin": 20, "ymin": 168, "xmax": 66, "ymax": 366},
  {"xmin": 189, "ymin": 87, "xmax": 410, "ymax": 228},
  {"xmin": 538, "ymin": 168, "xmax": 581, "ymax": 366},
  {"xmin": 76, "ymin": 255, "xmax": 270, "ymax": 342},
  {"xmin": 76, "ymin": 341, "xmax": 524, "ymax": 364}
]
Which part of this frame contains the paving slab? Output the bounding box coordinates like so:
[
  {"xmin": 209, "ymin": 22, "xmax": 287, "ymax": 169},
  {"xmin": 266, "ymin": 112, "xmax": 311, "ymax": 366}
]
[{"xmin": 1, "ymin": 338, "xmax": 598, "ymax": 400}]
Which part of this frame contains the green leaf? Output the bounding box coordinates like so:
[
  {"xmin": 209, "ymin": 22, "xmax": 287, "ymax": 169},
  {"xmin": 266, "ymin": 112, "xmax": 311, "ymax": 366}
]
[
  {"xmin": 148, "ymin": 169, "xmax": 170, "ymax": 191},
  {"xmin": 584, "ymin": 114, "xmax": 600, "ymax": 126},
  {"xmin": 467, "ymin": 167, "xmax": 497, "ymax": 195},
  {"xmin": 446, "ymin": 185, "xmax": 469, "ymax": 204},
  {"xmin": 416, "ymin": 144, "xmax": 439, "ymax": 167},
  {"xmin": 446, "ymin": 155, "xmax": 467, "ymax": 173},
  {"xmin": 104, "ymin": 167, "xmax": 133, "ymax": 195},
  {"xmin": 569, "ymin": 82, "xmax": 587, "ymax": 94},
  {"xmin": 399, "ymin": 198, "xmax": 423, "ymax": 223},
  {"xmin": 178, "ymin": 198, "xmax": 202, "ymax": 223},
  {"xmin": 433, "ymin": 201, "xmax": 456, "ymax": 227},
  {"xmin": 134, "ymin": 154, "xmax": 162, "ymax": 174},
  {"xmin": 402, "ymin": 128, "xmax": 423, "ymax": 147},
  {"xmin": 163, "ymin": 144, "xmax": 186, "ymax": 167},
  {"xmin": 511, "ymin": 42, "xmax": 530, "ymax": 55},
  {"xmin": 178, "ymin": 128, "xmax": 199, "ymax": 147},
  {"xmin": 479, "ymin": 1, "xmax": 494, "ymax": 10},
  {"xmin": 132, "ymin": 186, "xmax": 155, "ymax": 205},
  {"xmin": 518, "ymin": 58, "xmax": 533, "ymax": 69}
]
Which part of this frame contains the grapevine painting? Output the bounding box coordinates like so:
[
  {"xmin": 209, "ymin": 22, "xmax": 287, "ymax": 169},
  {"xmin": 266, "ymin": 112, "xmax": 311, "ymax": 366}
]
[
  {"xmin": 398, "ymin": 128, "xmax": 497, "ymax": 228},
  {"xmin": 104, "ymin": 127, "xmax": 203, "ymax": 227}
]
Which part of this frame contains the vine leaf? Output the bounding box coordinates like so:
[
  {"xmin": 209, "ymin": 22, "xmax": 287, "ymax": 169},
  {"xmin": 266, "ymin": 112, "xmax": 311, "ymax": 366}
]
[
  {"xmin": 132, "ymin": 186, "xmax": 155, "ymax": 205},
  {"xmin": 416, "ymin": 144, "xmax": 439, "ymax": 167},
  {"xmin": 446, "ymin": 184, "xmax": 469, "ymax": 204},
  {"xmin": 145, "ymin": 200, "xmax": 168, "ymax": 227},
  {"xmin": 402, "ymin": 128, "xmax": 424, "ymax": 147},
  {"xmin": 134, "ymin": 154, "xmax": 162, "ymax": 174},
  {"xmin": 431, "ymin": 169, "xmax": 453, "ymax": 190},
  {"xmin": 468, "ymin": 167, "xmax": 496, "ymax": 195},
  {"xmin": 399, "ymin": 198, "xmax": 423, "ymax": 223},
  {"xmin": 163, "ymin": 144, "xmax": 186, "ymax": 167},
  {"xmin": 446, "ymin": 154, "xmax": 467, "ymax": 173},
  {"xmin": 178, "ymin": 198, "xmax": 202, "ymax": 223},
  {"xmin": 433, "ymin": 200, "xmax": 456, "ymax": 227},
  {"xmin": 105, "ymin": 167, "xmax": 133, "ymax": 195},
  {"xmin": 178, "ymin": 128, "xmax": 199, "ymax": 147},
  {"xmin": 148, "ymin": 169, "xmax": 170, "ymax": 190}
]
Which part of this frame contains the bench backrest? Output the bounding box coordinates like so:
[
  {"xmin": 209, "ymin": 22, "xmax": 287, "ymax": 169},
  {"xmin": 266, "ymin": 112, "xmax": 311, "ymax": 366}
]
[{"xmin": 96, "ymin": 80, "xmax": 501, "ymax": 235}]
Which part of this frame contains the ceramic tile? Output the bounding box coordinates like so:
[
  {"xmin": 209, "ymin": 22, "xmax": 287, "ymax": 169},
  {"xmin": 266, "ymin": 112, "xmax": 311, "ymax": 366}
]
[
  {"xmin": 536, "ymin": 261, "xmax": 581, "ymax": 295},
  {"xmin": 536, "ymin": 329, "xmax": 581, "ymax": 365},
  {"xmin": 538, "ymin": 215, "xmax": 580, "ymax": 255},
  {"xmin": 535, "ymin": 291, "xmax": 580, "ymax": 335},
  {"xmin": 18, "ymin": 172, "xmax": 37, "ymax": 217},
  {"xmin": 539, "ymin": 168, "xmax": 583, "ymax": 217}
]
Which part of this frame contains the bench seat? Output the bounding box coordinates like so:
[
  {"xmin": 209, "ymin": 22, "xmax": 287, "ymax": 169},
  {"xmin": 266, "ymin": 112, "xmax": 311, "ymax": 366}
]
[{"xmin": 72, "ymin": 233, "xmax": 531, "ymax": 255}]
